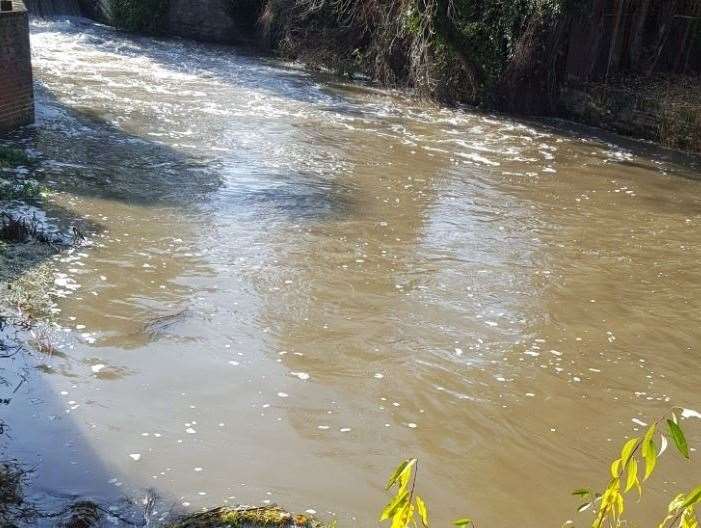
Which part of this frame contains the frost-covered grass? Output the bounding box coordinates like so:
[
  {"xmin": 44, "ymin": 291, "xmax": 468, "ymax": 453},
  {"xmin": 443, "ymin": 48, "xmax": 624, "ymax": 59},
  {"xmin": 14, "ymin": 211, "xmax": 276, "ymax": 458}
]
[
  {"xmin": 0, "ymin": 146, "xmax": 46, "ymax": 202},
  {"xmin": 0, "ymin": 240, "xmax": 57, "ymax": 320},
  {"xmin": 0, "ymin": 146, "xmax": 30, "ymax": 169},
  {"xmin": 0, "ymin": 145, "xmax": 63, "ymax": 320}
]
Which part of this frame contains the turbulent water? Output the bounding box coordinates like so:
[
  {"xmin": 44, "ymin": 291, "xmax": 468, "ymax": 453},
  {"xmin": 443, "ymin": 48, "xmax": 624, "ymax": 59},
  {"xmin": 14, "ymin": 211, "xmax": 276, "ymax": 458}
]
[{"xmin": 2, "ymin": 17, "xmax": 701, "ymax": 527}]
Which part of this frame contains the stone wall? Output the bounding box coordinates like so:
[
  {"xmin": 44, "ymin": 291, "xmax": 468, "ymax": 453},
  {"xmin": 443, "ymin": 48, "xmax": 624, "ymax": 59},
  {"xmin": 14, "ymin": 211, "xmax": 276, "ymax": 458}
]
[{"xmin": 0, "ymin": 1, "xmax": 34, "ymax": 132}]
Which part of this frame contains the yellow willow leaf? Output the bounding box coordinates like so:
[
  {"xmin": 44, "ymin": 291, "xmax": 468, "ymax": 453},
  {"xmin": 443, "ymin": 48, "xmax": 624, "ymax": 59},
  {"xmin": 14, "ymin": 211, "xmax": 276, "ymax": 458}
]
[
  {"xmin": 669, "ymin": 494, "xmax": 687, "ymax": 513},
  {"xmin": 386, "ymin": 459, "xmax": 415, "ymax": 490},
  {"xmin": 682, "ymin": 485, "xmax": 701, "ymax": 509},
  {"xmin": 602, "ymin": 486, "xmax": 617, "ymax": 504},
  {"xmin": 625, "ymin": 458, "xmax": 638, "ymax": 492},
  {"xmin": 643, "ymin": 423, "xmax": 657, "ymax": 452},
  {"xmin": 398, "ymin": 469, "xmax": 411, "ymax": 493},
  {"xmin": 615, "ymin": 492, "xmax": 625, "ymax": 518},
  {"xmin": 380, "ymin": 490, "xmax": 409, "ymax": 521},
  {"xmin": 621, "ymin": 437, "xmax": 640, "ymax": 464},
  {"xmin": 611, "ymin": 458, "xmax": 623, "ymax": 478},
  {"xmin": 658, "ymin": 512, "xmax": 675, "ymax": 528},
  {"xmin": 415, "ymin": 496, "xmax": 429, "ymax": 528},
  {"xmin": 594, "ymin": 510, "xmax": 606, "ymax": 528},
  {"xmin": 391, "ymin": 503, "xmax": 413, "ymax": 528},
  {"xmin": 385, "ymin": 460, "xmax": 409, "ymax": 490},
  {"xmin": 399, "ymin": 459, "xmax": 417, "ymax": 493},
  {"xmin": 681, "ymin": 507, "xmax": 698, "ymax": 528}
]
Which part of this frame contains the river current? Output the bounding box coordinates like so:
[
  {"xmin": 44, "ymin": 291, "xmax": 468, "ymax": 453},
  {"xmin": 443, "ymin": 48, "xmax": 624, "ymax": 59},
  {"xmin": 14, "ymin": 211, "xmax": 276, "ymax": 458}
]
[{"xmin": 2, "ymin": 17, "xmax": 701, "ymax": 527}]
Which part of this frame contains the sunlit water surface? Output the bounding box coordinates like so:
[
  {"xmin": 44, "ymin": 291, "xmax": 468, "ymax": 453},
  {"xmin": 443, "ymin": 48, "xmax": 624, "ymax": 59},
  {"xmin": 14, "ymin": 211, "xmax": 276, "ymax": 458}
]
[{"xmin": 3, "ymin": 17, "xmax": 701, "ymax": 528}]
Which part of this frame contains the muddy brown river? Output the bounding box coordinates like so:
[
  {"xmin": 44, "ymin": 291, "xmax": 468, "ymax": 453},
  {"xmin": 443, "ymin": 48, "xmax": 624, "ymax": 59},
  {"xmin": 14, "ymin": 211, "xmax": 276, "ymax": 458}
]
[{"xmin": 2, "ymin": 17, "xmax": 701, "ymax": 528}]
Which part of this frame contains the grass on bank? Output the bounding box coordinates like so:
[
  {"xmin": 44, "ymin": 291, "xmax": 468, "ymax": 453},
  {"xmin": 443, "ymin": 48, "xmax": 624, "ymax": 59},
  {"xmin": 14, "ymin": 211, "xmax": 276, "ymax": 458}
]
[
  {"xmin": 0, "ymin": 145, "xmax": 58, "ymax": 321},
  {"xmin": 0, "ymin": 146, "xmax": 45, "ymax": 203},
  {"xmin": 0, "ymin": 147, "xmax": 30, "ymax": 169}
]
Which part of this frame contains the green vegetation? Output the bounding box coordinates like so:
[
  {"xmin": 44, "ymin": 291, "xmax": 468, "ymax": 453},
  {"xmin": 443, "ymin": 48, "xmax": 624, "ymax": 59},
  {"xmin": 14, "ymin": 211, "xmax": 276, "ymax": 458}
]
[
  {"xmin": 109, "ymin": 0, "xmax": 170, "ymax": 33},
  {"xmin": 0, "ymin": 179, "xmax": 47, "ymax": 202},
  {"xmin": 0, "ymin": 462, "xmax": 37, "ymax": 526},
  {"xmin": 575, "ymin": 408, "xmax": 699, "ymax": 528},
  {"xmin": 0, "ymin": 245, "xmax": 57, "ymax": 320},
  {"xmin": 253, "ymin": 0, "xmax": 700, "ymax": 147},
  {"xmin": 0, "ymin": 145, "xmax": 58, "ymax": 319},
  {"xmin": 381, "ymin": 408, "xmax": 698, "ymax": 528},
  {"xmin": 81, "ymin": 0, "xmax": 701, "ymax": 148},
  {"xmin": 166, "ymin": 506, "xmax": 325, "ymax": 527},
  {"xmin": 380, "ymin": 458, "xmax": 430, "ymax": 528},
  {"xmin": 0, "ymin": 147, "xmax": 30, "ymax": 169},
  {"xmin": 0, "ymin": 146, "xmax": 44, "ymax": 202},
  {"xmin": 432, "ymin": 0, "xmax": 564, "ymax": 99},
  {"xmin": 258, "ymin": 0, "xmax": 570, "ymax": 105}
]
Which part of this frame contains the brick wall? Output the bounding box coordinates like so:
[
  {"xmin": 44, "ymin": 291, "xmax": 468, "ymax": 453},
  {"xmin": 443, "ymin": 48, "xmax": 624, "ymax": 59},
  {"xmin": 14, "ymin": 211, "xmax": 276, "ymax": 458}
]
[{"xmin": 0, "ymin": 1, "xmax": 34, "ymax": 132}]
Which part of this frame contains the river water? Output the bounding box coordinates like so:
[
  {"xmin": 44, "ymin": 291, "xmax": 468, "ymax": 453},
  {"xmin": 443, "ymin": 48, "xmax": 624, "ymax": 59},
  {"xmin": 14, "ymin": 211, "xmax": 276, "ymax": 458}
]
[{"xmin": 3, "ymin": 17, "xmax": 701, "ymax": 527}]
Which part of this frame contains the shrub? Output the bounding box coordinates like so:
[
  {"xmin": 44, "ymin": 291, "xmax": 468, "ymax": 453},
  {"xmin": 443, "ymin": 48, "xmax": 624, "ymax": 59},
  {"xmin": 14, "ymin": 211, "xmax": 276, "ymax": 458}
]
[{"xmin": 109, "ymin": 0, "xmax": 170, "ymax": 34}]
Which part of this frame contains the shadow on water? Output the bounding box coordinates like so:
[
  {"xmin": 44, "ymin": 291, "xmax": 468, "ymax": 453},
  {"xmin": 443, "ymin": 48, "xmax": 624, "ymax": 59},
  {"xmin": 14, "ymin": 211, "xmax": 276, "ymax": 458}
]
[
  {"xmin": 0, "ymin": 49, "xmax": 367, "ymax": 522},
  {"xmin": 12, "ymin": 84, "xmax": 224, "ymax": 206},
  {"xmin": 21, "ymin": 80, "xmax": 359, "ymax": 219},
  {"xmin": 0, "ymin": 354, "xmax": 164, "ymax": 527},
  {"xmin": 1, "ymin": 307, "xmax": 176, "ymax": 525},
  {"xmin": 0, "ymin": 89, "xmax": 234, "ymax": 526},
  {"xmin": 535, "ymin": 117, "xmax": 701, "ymax": 179},
  {"xmin": 0, "ymin": 81, "xmax": 224, "ymax": 309}
]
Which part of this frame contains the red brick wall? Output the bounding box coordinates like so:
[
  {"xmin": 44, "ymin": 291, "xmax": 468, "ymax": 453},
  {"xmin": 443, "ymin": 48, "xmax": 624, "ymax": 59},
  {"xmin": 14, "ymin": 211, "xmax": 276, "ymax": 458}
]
[{"xmin": 0, "ymin": 2, "xmax": 34, "ymax": 132}]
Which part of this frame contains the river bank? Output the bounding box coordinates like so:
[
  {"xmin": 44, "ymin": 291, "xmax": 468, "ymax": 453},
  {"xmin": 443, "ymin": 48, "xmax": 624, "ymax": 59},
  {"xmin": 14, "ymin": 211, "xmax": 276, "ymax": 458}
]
[{"xmin": 69, "ymin": 0, "xmax": 701, "ymax": 153}]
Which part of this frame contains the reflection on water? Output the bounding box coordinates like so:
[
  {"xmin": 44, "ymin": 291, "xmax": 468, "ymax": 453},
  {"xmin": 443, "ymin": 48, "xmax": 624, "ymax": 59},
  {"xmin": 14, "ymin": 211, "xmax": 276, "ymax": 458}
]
[{"xmin": 2, "ymin": 16, "xmax": 701, "ymax": 528}]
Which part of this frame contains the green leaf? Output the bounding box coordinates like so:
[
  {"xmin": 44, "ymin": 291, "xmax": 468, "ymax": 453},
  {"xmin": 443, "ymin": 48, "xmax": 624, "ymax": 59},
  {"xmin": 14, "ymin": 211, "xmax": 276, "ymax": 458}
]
[
  {"xmin": 453, "ymin": 518, "xmax": 473, "ymax": 527},
  {"xmin": 643, "ymin": 423, "xmax": 656, "ymax": 453},
  {"xmin": 380, "ymin": 490, "xmax": 409, "ymax": 521},
  {"xmin": 681, "ymin": 485, "xmax": 701, "ymax": 509},
  {"xmin": 625, "ymin": 458, "xmax": 638, "ymax": 492},
  {"xmin": 643, "ymin": 437, "xmax": 657, "ymax": 481},
  {"xmin": 666, "ymin": 420, "xmax": 690, "ymax": 459},
  {"xmin": 385, "ymin": 459, "xmax": 414, "ymax": 490},
  {"xmin": 416, "ymin": 495, "xmax": 429, "ymax": 527},
  {"xmin": 620, "ymin": 437, "xmax": 640, "ymax": 464},
  {"xmin": 572, "ymin": 488, "xmax": 591, "ymax": 497}
]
